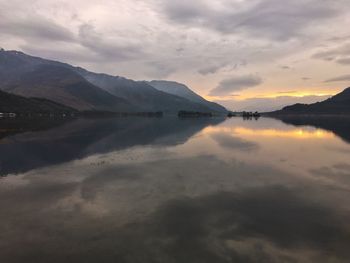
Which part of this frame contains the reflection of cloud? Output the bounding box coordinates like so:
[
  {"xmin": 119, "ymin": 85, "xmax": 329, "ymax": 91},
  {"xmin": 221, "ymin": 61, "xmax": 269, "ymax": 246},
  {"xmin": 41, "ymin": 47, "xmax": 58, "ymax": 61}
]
[
  {"xmin": 310, "ymin": 163, "xmax": 350, "ymax": 186},
  {"xmin": 154, "ymin": 186, "xmax": 349, "ymax": 246},
  {"xmin": 1, "ymin": 151, "xmax": 350, "ymax": 262},
  {"xmin": 211, "ymin": 133, "xmax": 258, "ymax": 152},
  {"xmin": 118, "ymin": 186, "xmax": 350, "ymax": 262}
]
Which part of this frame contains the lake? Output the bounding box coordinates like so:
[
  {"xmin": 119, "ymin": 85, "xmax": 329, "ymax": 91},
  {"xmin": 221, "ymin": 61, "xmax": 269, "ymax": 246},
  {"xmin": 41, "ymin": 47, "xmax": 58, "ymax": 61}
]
[{"xmin": 0, "ymin": 116, "xmax": 350, "ymax": 263}]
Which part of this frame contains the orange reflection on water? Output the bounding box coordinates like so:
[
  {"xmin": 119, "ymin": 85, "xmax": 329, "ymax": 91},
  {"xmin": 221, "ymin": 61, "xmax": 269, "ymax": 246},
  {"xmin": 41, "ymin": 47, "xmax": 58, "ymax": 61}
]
[
  {"xmin": 203, "ymin": 126, "xmax": 334, "ymax": 139},
  {"xmin": 234, "ymin": 127, "xmax": 334, "ymax": 139}
]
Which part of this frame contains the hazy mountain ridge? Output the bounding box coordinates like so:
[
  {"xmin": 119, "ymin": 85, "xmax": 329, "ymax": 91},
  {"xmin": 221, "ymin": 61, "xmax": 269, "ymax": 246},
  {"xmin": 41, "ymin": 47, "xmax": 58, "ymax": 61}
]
[
  {"xmin": 272, "ymin": 87, "xmax": 350, "ymax": 115},
  {"xmin": 0, "ymin": 50, "xmax": 134, "ymax": 111},
  {"xmin": 0, "ymin": 49, "xmax": 226, "ymax": 113},
  {"xmin": 76, "ymin": 69, "xmax": 217, "ymax": 113},
  {"xmin": 148, "ymin": 80, "xmax": 227, "ymax": 113}
]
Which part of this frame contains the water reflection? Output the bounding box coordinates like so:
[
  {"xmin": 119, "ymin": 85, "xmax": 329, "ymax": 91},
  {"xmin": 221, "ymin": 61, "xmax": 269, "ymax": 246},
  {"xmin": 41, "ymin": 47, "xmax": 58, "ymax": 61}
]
[
  {"xmin": 0, "ymin": 117, "xmax": 224, "ymax": 176},
  {"xmin": 0, "ymin": 117, "xmax": 349, "ymax": 263},
  {"xmin": 274, "ymin": 115, "xmax": 350, "ymax": 143}
]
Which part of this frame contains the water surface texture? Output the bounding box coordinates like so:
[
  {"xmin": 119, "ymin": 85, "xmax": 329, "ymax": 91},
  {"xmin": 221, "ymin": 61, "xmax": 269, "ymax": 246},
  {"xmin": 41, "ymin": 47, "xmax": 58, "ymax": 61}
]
[{"xmin": 0, "ymin": 117, "xmax": 350, "ymax": 263}]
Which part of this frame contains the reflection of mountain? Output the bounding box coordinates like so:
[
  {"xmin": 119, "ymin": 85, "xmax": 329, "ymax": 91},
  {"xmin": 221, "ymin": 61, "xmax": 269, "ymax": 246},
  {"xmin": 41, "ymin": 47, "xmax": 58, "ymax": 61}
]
[
  {"xmin": 0, "ymin": 117, "xmax": 224, "ymax": 176},
  {"xmin": 273, "ymin": 116, "xmax": 350, "ymax": 143},
  {"xmin": 0, "ymin": 118, "xmax": 70, "ymax": 140}
]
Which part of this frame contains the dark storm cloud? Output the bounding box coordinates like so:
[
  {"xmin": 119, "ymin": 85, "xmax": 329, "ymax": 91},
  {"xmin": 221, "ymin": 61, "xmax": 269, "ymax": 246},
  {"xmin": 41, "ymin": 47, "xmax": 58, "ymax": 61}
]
[
  {"xmin": 161, "ymin": 0, "xmax": 343, "ymax": 41},
  {"xmin": 210, "ymin": 75, "xmax": 262, "ymax": 96},
  {"xmin": 324, "ymin": 74, "xmax": 350, "ymax": 83},
  {"xmin": 211, "ymin": 133, "xmax": 259, "ymax": 151}
]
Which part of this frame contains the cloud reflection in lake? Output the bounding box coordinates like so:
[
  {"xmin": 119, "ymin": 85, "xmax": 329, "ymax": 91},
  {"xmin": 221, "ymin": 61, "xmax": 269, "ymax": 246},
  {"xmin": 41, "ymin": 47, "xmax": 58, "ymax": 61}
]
[{"xmin": 0, "ymin": 117, "xmax": 349, "ymax": 263}]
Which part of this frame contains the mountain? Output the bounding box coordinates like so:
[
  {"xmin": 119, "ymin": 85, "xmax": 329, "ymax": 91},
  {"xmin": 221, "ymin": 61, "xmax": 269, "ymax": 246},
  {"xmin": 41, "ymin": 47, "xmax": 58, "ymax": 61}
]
[
  {"xmin": 0, "ymin": 49, "xmax": 226, "ymax": 114},
  {"xmin": 0, "ymin": 50, "xmax": 134, "ymax": 112},
  {"xmin": 0, "ymin": 89, "xmax": 76, "ymax": 114},
  {"xmin": 76, "ymin": 69, "xmax": 219, "ymax": 113},
  {"xmin": 148, "ymin": 80, "xmax": 227, "ymax": 113},
  {"xmin": 271, "ymin": 88, "xmax": 350, "ymax": 115}
]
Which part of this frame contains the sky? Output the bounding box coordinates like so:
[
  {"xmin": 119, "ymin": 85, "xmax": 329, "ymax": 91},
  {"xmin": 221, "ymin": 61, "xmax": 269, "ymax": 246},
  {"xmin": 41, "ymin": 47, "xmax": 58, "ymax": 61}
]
[{"xmin": 1, "ymin": 0, "xmax": 350, "ymax": 110}]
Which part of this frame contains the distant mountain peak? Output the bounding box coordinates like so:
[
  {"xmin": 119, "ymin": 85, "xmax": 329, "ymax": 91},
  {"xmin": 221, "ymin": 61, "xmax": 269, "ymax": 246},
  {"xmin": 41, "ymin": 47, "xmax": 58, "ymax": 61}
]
[
  {"xmin": 148, "ymin": 80, "xmax": 227, "ymax": 113},
  {"xmin": 272, "ymin": 87, "xmax": 350, "ymax": 115}
]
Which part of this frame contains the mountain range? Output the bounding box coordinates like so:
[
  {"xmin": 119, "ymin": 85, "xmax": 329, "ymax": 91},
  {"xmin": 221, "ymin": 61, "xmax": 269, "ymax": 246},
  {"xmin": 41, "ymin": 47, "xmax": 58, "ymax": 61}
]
[
  {"xmin": 272, "ymin": 87, "xmax": 350, "ymax": 115},
  {"xmin": 0, "ymin": 49, "xmax": 227, "ymax": 114}
]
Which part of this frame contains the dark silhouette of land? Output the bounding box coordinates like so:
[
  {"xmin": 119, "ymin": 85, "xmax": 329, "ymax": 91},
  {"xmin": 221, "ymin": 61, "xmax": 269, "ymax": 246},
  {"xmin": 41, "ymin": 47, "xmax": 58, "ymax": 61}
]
[
  {"xmin": 0, "ymin": 89, "xmax": 77, "ymax": 116},
  {"xmin": 269, "ymin": 87, "xmax": 350, "ymax": 115}
]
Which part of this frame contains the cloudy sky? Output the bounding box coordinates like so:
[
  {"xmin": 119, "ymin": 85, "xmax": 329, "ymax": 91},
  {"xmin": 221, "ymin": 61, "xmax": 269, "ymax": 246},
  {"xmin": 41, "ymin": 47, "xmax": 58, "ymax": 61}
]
[{"xmin": 1, "ymin": 0, "xmax": 350, "ymax": 110}]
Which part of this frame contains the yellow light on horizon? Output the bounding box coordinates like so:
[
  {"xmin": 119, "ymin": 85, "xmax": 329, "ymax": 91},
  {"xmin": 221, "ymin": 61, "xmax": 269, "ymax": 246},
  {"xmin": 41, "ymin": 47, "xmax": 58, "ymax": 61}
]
[{"xmin": 203, "ymin": 90, "xmax": 337, "ymax": 101}]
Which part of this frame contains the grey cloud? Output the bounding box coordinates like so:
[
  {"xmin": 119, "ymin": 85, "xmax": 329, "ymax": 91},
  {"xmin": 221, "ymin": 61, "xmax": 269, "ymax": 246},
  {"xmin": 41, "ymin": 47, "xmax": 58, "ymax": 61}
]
[
  {"xmin": 209, "ymin": 75, "xmax": 262, "ymax": 96},
  {"xmin": 337, "ymin": 57, "xmax": 350, "ymax": 65},
  {"xmin": 324, "ymin": 74, "xmax": 350, "ymax": 83},
  {"xmin": 78, "ymin": 23, "xmax": 144, "ymax": 61},
  {"xmin": 0, "ymin": 15, "xmax": 75, "ymax": 42},
  {"xmin": 280, "ymin": 66, "xmax": 291, "ymax": 70},
  {"xmin": 143, "ymin": 60, "xmax": 177, "ymax": 78},
  {"xmin": 1, "ymin": 0, "xmax": 348, "ymax": 82},
  {"xmin": 162, "ymin": 0, "xmax": 209, "ymax": 24},
  {"xmin": 161, "ymin": 0, "xmax": 344, "ymax": 41},
  {"xmin": 312, "ymin": 43, "xmax": 350, "ymax": 63},
  {"xmin": 198, "ymin": 63, "xmax": 226, "ymax": 75},
  {"xmin": 198, "ymin": 60, "xmax": 247, "ymax": 75}
]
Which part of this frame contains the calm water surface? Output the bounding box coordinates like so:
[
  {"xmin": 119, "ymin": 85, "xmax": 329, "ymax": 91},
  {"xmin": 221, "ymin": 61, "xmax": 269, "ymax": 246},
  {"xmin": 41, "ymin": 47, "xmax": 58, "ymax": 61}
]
[{"xmin": 0, "ymin": 117, "xmax": 350, "ymax": 263}]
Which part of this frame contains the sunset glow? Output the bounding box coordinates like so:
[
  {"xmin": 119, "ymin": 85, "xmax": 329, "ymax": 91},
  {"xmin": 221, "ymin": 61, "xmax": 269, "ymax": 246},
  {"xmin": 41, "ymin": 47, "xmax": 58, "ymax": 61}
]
[{"xmin": 203, "ymin": 126, "xmax": 335, "ymax": 140}]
